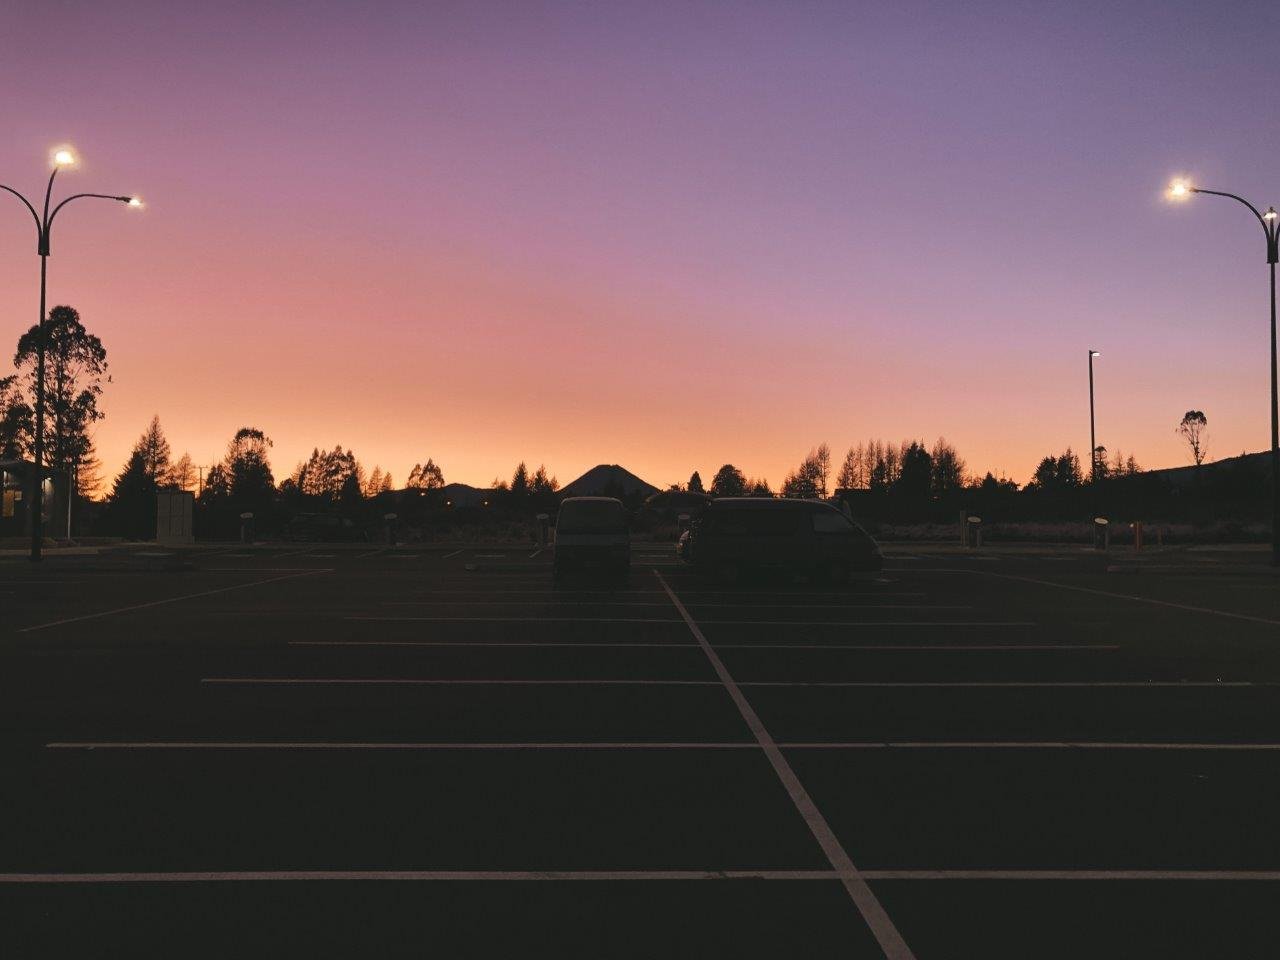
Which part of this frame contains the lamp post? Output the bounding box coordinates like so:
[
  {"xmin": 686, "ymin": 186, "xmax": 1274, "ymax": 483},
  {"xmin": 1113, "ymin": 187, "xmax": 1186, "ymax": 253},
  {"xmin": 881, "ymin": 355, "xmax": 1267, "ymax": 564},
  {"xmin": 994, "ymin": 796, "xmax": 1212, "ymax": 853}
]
[
  {"xmin": 1168, "ymin": 179, "xmax": 1280, "ymax": 565},
  {"xmin": 1088, "ymin": 349, "xmax": 1100, "ymax": 485},
  {"xmin": 1, "ymin": 147, "xmax": 141, "ymax": 561}
]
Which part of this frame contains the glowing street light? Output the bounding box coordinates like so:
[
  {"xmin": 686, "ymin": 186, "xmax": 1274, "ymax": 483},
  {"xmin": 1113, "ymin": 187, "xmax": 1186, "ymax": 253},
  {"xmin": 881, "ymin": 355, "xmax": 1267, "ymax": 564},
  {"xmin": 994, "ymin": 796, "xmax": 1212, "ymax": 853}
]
[
  {"xmin": 1, "ymin": 148, "xmax": 143, "ymax": 561},
  {"xmin": 1166, "ymin": 177, "xmax": 1280, "ymax": 564}
]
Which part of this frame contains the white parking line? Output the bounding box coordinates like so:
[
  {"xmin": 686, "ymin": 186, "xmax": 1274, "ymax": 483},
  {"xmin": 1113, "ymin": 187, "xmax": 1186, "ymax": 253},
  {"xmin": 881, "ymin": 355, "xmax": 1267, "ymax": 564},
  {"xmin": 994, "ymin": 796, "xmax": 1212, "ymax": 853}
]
[
  {"xmin": 47, "ymin": 740, "xmax": 1280, "ymax": 752},
  {"xmin": 348, "ymin": 616, "xmax": 686, "ymax": 624},
  {"xmin": 440, "ymin": 549, "xmax": 465, "ymax": 559},
  {"xmin": 198, "ymin": 678, "xmax": 1267, "ymax": 689},
  {"xmin": 381, "ymin": 601, "xmax": 970, "ymax": 610},
  {"xmin": 654, "ymin": 570, "xmax": 916, "ymax": 960},
  {"xmin": 935, "ymin": 568, "xmax": 1280, "ymax": 627},
  {"xmin": 529, "ymin": 548, "xmax": 543, "ymax": 559},
  {"xmin": 201, "ymin": 678, "xmax": 722, "ymax": 686},
  {"xmin": 347, "ymin": 616, "xmax": 1029, "ymax": 627},
  {"xmin": 17, "ymin": 571, "xmax": 330, "ymax": 633},
  {"xmin": 5, "ymin": 869, "xmax": 1276, "ymax": 883},
  {"xmin": 353, "ymin": 547, "xmax": 388, "ymax": 559},
  {"xmin": 290, "ymin": 641, "xmax": 698, "ymax": 648}
]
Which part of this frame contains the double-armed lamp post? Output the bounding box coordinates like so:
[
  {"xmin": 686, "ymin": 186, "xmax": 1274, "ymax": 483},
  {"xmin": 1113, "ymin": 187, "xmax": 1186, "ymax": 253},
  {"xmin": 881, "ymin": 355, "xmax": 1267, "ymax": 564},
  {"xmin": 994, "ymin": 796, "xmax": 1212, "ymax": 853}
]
[
  {"xmin": 1, "ymin": 148, "xmax": 141, "ymax": 561},
  {"xmin": 1168, "ymin": 178, "xmax": 1280, "ymax": 565}
]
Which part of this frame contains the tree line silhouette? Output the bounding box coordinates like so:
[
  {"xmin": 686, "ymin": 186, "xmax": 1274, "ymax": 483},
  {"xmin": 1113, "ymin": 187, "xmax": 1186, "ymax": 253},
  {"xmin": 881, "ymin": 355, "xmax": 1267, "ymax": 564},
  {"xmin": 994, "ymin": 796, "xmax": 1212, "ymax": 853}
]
[{"xmin": 2, "ymin": 305, "xmax": 1267, "ymax": 540}]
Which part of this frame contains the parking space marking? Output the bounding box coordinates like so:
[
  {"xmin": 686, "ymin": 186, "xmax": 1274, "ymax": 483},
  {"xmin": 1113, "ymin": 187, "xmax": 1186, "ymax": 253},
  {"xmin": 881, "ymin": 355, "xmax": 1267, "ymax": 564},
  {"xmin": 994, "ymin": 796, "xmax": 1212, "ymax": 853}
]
[
  {"xmin": 933, "ymin": 568, "xmax": 1280, "ymax": 627},
  {"xmin": 781, "ymin": 741, "xmax": 1280, "ymax": 750},
  {"xmin": 348, "ymin": 616, "xmax": 686, "ymax": 624},
  {"xmin": 713, "ymin": 643, "xmax": 1118, "ymax": 651},
  {"xmin": 201, "ymin": 678, "xmax": 722, "ymax": 686},
  {"xmin": 440, "ymin": 549, "xmax": 465, "ymax": 559},
  {"xmin": 352, "ymin": 547, "xmax": 389, "ymax": 559},
  {"xmin": 47, "ymin": 741, "xmax": 760, "ymax": 750},
  {"xmin": 0, "ymin": 870, "xmax": 840, "ymax": 883},
  {"xmin": 655, "ymin": 570, "xmax": 916, "ymax": 960},
  {"xmin": 5, "ymin": 869, "xmax": 1277, "ymax": 883},
  {"xmin": 46, "ymin": 740, "xmax": 1280, "ymax": 751},
  {"xmin": 17, "ymin": 571, "xmax": 331, "ymax": 633},
  {"xmin": 529, "ymin": 548, "xmax": 544, "ymax": 558},
  {"xmin": 741, "ymin": 680, "xmax": 1266, "ymax": 688},
  {"xmin": 381, "ymin": 601, "xmax": 971, "ymax": 610},
  {"xmin": 290, "ymin": 640, "xmax": 698, "ymax": 648}
]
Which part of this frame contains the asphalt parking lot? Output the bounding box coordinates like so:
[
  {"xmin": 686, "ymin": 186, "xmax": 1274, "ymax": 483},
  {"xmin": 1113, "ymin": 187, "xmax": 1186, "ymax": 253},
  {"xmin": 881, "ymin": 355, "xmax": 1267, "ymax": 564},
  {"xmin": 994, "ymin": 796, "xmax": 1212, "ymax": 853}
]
[{"xmin": 2, "ymin": 543, "xmax": 1279, "ymax": 957}]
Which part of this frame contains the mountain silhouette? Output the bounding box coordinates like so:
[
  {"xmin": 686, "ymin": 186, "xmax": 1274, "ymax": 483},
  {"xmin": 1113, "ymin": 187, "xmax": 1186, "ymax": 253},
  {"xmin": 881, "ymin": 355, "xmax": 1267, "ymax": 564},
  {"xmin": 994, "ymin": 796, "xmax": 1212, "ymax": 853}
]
[{"xmin": 560, "ymin": 464, "xmax": 660, "ymax": 499}]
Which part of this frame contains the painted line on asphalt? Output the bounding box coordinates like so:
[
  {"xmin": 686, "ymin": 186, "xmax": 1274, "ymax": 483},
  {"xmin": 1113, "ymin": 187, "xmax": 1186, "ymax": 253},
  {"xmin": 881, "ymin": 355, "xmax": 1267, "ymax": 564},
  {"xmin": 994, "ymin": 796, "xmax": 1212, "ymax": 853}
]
[
  {"xmin": 5, "ymin": 869, "xmax": 1277, "ymax": 883},
  {"xmin": 17, "ymin": 571, "xmax": 332, "ymax": 633},
  {"xmin": 741, "ymin": 680, "xmax": 1269, "ymax": 688},
  {"xmin": 655, "ymin": 570, "xmax": 916, "ymax": 960},
  {"xmin": 712, "ymin": 643, "xmax": 1119, "ymax": 651},
  {"xmin": 46, "ymin": 740, "xmax": 1280, "ymax": 752},
  {"xmin": 47, "ymin": 741, "xmax": 759, "ymax": 750},
  {"xmin": 931, "ymin": 568, "xmax": 1280, "ymax": 627},
  {"xmin": 347, "ymin": 616, "xmax": 686, "ymax": 624},
  {"xmin": 528, "ymin": 548, "xmax": 543, "ymax": 559},
  {"xmin": 290, "ymin": 640, "xmax": 698, "ymax": 648},
  {"xmin": 440, "ymin": 549, "xmax": 465, "ymax": 559},
  {"xmin": 201, "ymin": 678, "xmax": 722, "ymax": 686},
  {"xmin": 346, "ymin": 616, "xmax": 1030, "ymax": 627},
  {"xmin": 352, "ymin": 547, "xmax": 388, "ymax": 559},
  {"xmin": 781, "ymin": 741, "xmax": 1280, "ymax": 750},
  {"xmin": 381, "ymin": 601, "xmax": 970, "ymax": 610}
]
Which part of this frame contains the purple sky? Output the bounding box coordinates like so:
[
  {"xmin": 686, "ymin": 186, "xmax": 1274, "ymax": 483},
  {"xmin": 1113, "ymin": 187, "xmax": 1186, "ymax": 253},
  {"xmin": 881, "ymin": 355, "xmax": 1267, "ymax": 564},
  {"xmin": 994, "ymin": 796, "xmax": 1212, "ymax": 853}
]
[{"xmin": 2, "ymin": 0, "xmax": 1279, "ymax": 489}]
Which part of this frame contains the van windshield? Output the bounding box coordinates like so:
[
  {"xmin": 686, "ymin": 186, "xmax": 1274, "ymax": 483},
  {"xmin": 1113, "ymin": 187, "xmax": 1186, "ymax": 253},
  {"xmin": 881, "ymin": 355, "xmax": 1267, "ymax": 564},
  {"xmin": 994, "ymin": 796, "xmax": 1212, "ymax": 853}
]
[
  {"xmin": 707, "ymin": 508, "xmax": 800, "ymax": 537},
  {"xmin": 558, "ymin": 501, "xmax": 627, "ymax": 534}
]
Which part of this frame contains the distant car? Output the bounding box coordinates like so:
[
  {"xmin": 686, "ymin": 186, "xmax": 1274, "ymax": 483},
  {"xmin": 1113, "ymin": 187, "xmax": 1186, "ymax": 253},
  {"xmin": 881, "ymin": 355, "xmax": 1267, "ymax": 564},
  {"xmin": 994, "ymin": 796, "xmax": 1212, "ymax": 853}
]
[
  {"xmin": 554, "ymin": 497, "xmax": 630, "ymax": 576},
  {"xmin": 679, "ymin": 498, "xmax": 881, "ymax": 583},
  {"xmin": 284, "ymin": 513, "xmax": 369, "ymax": 542}
]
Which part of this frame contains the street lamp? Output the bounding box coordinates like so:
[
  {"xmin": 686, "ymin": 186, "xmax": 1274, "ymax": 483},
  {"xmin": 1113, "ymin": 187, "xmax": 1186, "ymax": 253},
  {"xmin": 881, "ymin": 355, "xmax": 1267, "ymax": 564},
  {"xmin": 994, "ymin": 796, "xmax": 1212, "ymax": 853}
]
[
  {"xmin": 1168, "ymin": 178, "xmax": 1280, "ymax": 564},
  {"xmin": 1, "ymin": 147, "xmax": 141, "ymax": 561},
  {"xmin": 1089, "ymin": 350, "xmax": 1101, "ymax": 484}
]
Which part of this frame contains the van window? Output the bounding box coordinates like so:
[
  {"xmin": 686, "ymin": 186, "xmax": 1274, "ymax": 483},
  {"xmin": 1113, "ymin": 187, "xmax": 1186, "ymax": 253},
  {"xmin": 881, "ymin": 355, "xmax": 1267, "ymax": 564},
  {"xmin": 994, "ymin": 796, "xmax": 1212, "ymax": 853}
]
[
  {"xmin": 558, "ymin": 500, "xmax": 627, "ymax": 534},
  {"xmin": 709, "ymin": 508, "xmax": 800, "ymax": 537},
  {"xmin": 811, "ymin": 511, "xmax": 855, "ymax": 534}
]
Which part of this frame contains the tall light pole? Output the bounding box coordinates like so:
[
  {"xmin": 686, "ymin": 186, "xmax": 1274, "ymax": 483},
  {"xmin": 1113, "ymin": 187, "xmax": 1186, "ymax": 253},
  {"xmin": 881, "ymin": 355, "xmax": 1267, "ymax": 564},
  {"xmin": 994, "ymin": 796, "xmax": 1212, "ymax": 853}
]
[
  {"xmin": 1, "ymin": 147, "xmax": 141, "ymax": 561},
  {"xmin": 1088, "ymin": 350, "xmax": 1100, "ymax": 485},
  {"xmin": 1168, "ymin": 178, "xmax": 1280, "ymax": 565}
]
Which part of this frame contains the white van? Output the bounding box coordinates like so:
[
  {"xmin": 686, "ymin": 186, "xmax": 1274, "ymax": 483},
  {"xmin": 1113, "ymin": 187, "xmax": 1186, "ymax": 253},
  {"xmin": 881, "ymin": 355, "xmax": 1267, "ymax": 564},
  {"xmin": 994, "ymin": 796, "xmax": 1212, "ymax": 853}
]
[{"xmin": 554, "ymin": 497, "xmax": 630, "ymax": 577}]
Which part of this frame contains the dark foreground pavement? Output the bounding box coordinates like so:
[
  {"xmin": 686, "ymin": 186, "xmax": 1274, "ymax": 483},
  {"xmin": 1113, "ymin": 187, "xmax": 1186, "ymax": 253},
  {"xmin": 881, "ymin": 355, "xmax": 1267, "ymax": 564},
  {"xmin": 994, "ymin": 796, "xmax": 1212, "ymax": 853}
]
[{"xmin": 2, "ymin": 543, "xmax": 1279, "ymax": 957}]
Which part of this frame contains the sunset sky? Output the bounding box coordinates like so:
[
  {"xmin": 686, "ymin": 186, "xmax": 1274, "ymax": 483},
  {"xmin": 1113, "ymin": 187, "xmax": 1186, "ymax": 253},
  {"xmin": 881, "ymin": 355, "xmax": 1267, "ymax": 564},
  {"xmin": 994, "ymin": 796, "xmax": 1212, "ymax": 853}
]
[{"xmin": 3, "ymin": 1, "xmax": 1280, "ymax": 492}]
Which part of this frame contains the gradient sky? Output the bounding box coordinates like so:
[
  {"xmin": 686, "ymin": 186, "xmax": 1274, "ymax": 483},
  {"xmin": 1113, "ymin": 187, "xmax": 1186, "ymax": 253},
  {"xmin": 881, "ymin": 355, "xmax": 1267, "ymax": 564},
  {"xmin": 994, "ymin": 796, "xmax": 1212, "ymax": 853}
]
[{"xmin": 3, "ymin": 0, "xmax": 1280, "ymax": 491}]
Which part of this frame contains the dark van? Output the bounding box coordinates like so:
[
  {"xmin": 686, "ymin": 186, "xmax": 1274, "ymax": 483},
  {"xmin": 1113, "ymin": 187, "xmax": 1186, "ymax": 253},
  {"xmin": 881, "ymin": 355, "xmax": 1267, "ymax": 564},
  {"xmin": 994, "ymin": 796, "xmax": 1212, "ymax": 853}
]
[
  {"xmin": 554, "ymin": 497, "xmax": 631, "ymax": 576},
  {"xmin": 678, "ymin": 498, "xmax": 881, "ymax": 582}
]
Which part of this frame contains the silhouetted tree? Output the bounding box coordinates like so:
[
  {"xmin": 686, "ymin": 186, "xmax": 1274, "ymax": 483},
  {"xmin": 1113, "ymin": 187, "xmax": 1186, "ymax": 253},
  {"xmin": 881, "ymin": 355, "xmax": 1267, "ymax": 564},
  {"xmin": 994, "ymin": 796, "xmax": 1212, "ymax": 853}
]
[
  {"xmin": 511, "ymin": 462, "xmax": 530, "ymax": 498},
  {"xmin": 746, "ymin": 477, "xmax": 773, "ymax": 497},
  {"xmin": 531, "ymin": 465, "xmax": 558, "ymax": 495},
  {"xmin": 1178, "ymin": 410, "xmax": 1208, "ymax": 466},
  {"xmin": 0, "ymin": 374, "xmax": 32, "ymax": 459},
  {"xmin": 687, "ymin": 471, "xmax": 704, "ymax": 493},
  {"xmin": 895, "ymin": 441, "xmax": 932, "ymax": 501},
  {"xmin": 814, "ymin": 443, "xmax": 831, "ymax": 498},
  {"xmin": 929, "ymin": 438, "xmax": 965, "ymax": 497},
  {"xmin": 134, "ymin": 416, "xmax": 173, "ymax": 484},
  {"xmin": 710, "ymin": 464, "xmax": 747, "ymax": 498},
  {"xmin": 14, "ymin": 305, "xmax": 108, "ymax": 499},
  {"xmin": 406, "ymin": 458, "xmax": 445, "ymax": 490},
  {"xmin": 224, "ymin": 427, "xmax": 275, "ymax": 513},
  {"xmin": 169, "ymin": 453, "xmax": 196, "ymax": 491},
  {"xmin": 365, "ymin": 466, "xmax": 384, "ymax": 498},
  {"xmin": 837, "ymin": 445, "xmax": 865, "ymax": 491},
  {"xmin": 106, "ymin": 451, "xmax": 156, "ymax": 539}
]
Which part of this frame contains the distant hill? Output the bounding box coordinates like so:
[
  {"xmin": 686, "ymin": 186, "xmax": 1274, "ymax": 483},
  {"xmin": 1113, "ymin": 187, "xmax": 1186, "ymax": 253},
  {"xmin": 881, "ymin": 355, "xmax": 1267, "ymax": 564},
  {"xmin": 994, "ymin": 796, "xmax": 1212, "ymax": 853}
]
[
  {"xmin": 560, "ymin": 464, "xmax": 660, "ymax": 499},
  {"xmin": 1137, "ymin": 450, "xmax": 1271, "ymax": 488}
]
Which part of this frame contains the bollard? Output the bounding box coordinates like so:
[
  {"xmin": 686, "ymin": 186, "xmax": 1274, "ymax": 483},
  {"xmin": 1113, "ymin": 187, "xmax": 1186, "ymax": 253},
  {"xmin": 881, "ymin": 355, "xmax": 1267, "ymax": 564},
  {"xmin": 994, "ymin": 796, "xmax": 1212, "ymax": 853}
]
[
  {"xmin": 966, "ymin": 516, "xmax": 982, "ymax": 549},
  {"xmin": 536, "ymin": 513, "xmax": 550, "ymax": 547},
  {"xmin": 1093, "ymin": 517, "xmax": 1109, "ymax": 551},
  {"xmin": 239, "ymin": 511, "xmax": 254, "ymax": 544},
  {"xmin": 1133, "ymin": 521, "xmax": 1143, "ymax": 551},
  {"xmin": 384, "ymin": 512, "xmax": 398, "ymax": 545}
]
